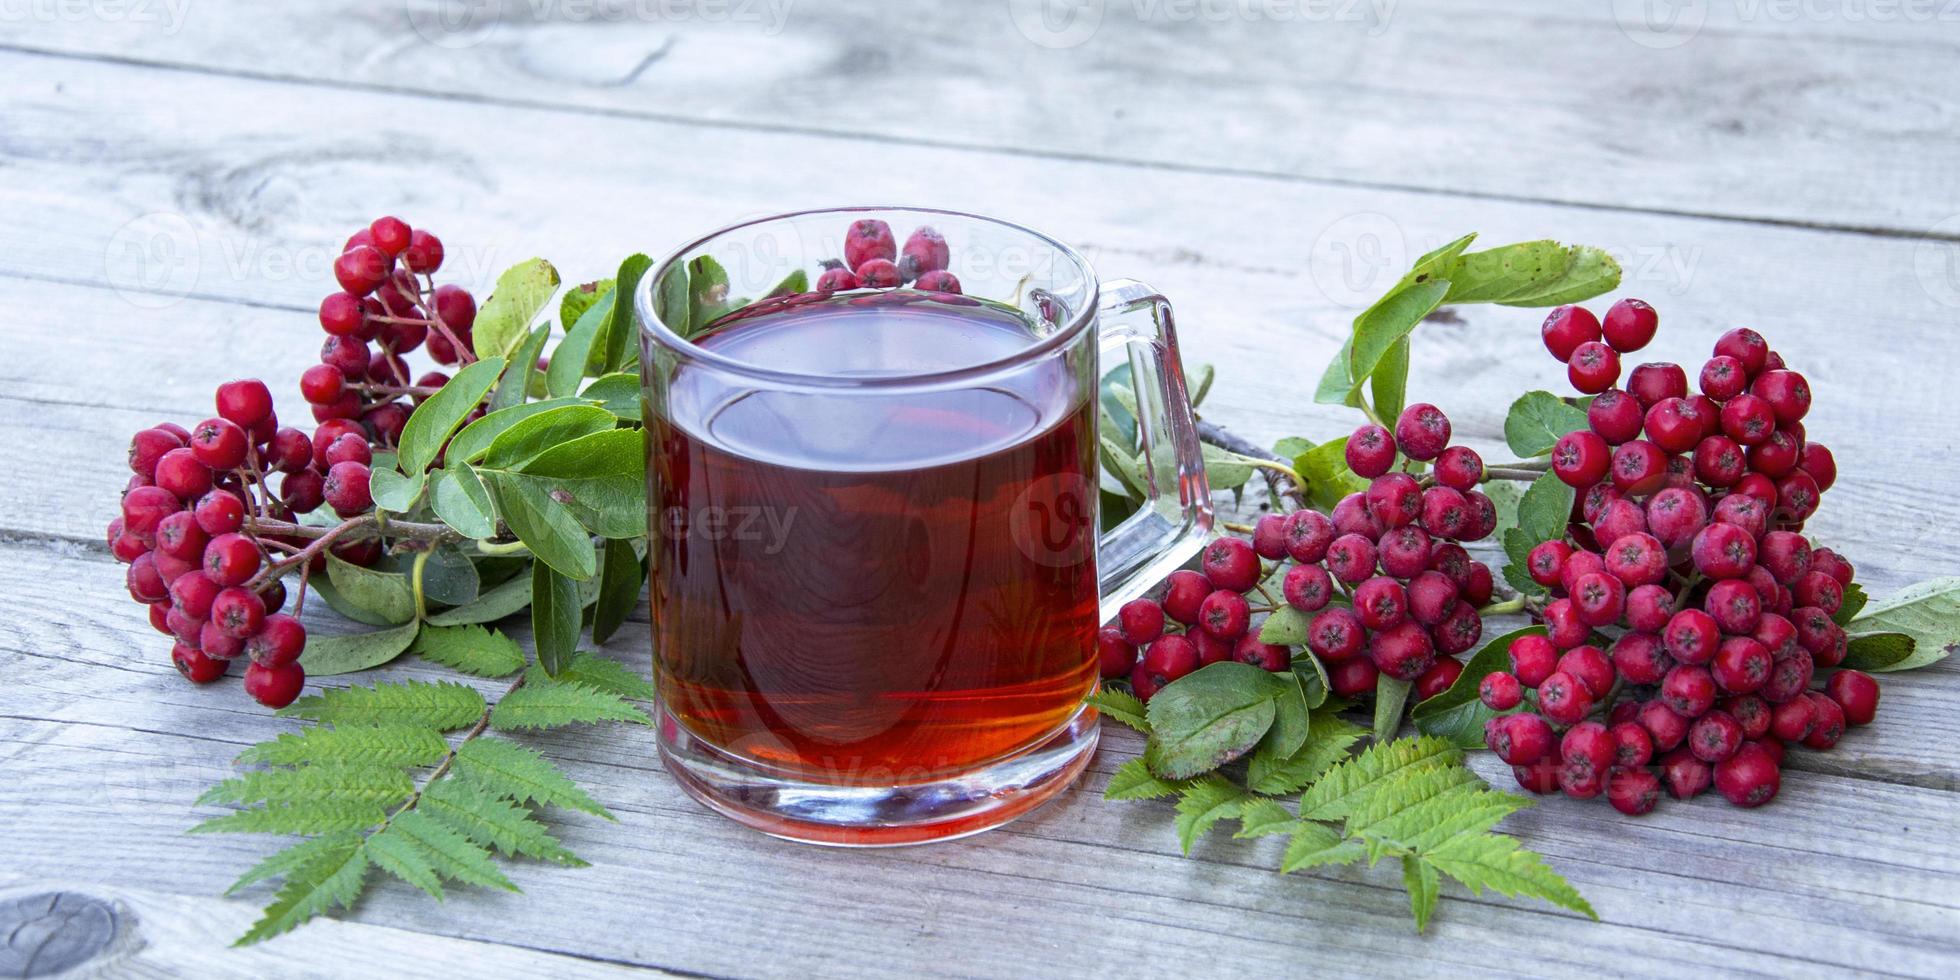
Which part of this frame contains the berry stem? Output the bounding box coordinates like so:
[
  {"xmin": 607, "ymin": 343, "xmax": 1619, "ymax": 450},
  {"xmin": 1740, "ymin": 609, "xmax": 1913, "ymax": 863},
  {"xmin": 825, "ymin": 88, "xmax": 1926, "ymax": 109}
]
[
  {"xmin": 1483, "ymin": 466, "xmax": 1551, "ymax": 483},
  {"xmin": 1195, "ymin": 419, "xmax": 1306, "ymax": 508},
  {"xmin": 348, "ymin": 381, "xmax": 443, "ymax": 399},
  {"xmin": 1478, "ymin": 596, "xmax": 1527, "ymax": 617},
  {"xmin": 410, "ymin": 547, "xmax": 432, "ymax": 622}
]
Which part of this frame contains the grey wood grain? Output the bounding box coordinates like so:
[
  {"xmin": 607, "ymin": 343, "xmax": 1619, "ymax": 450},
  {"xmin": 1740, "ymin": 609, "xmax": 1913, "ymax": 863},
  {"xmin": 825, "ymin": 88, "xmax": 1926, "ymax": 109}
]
[
  {"xmin": 2, "ymin": 537, "xmax": 1956, "ymax": 977},
  {"xmin": 0, "ymin": 2, "xmax": 1956, "ymax": 233}
]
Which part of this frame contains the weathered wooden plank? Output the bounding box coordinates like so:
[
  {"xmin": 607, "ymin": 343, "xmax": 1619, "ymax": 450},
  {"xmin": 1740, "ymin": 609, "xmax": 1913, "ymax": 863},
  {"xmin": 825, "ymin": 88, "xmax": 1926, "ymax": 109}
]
[
  {"xmin": 0, "ymin": 2, "xmax": 1955, "ymax": 233},
  {"xmin": 0, "ymin": 874, "xmax": 663, "ymax": 978},
  {"xmin": 1, "ymin": 537, "xmax": 1956, "ymax": 976}
]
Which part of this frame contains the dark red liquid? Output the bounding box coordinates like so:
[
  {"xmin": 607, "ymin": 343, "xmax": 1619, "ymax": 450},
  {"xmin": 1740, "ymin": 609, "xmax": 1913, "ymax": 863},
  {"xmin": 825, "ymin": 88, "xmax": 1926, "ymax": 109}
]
[{"xmin": 651, "ymin": 291, "xmax": 1100, "ymax": 784}]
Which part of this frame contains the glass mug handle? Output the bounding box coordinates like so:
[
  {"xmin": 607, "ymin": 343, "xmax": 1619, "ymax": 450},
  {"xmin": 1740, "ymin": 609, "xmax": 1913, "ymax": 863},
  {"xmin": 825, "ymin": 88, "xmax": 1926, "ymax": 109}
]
[{"xmin": 1094, "ymin": 278, "xmax": 1215, "ymax": 622}]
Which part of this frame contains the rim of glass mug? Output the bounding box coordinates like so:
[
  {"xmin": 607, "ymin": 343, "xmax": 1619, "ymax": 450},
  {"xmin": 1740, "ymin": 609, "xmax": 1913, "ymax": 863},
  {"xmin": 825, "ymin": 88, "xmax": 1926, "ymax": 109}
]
[{"xmin": 634, "ymin": 205, "xmax": 1099, "ymax": 390}]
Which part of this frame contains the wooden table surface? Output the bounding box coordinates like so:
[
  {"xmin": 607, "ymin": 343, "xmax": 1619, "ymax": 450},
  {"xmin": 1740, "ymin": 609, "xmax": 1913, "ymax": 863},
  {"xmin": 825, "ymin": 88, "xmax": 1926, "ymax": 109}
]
[{"xmin": 3, "ymin": 2, "xmax": 1958, "ymax": 976}]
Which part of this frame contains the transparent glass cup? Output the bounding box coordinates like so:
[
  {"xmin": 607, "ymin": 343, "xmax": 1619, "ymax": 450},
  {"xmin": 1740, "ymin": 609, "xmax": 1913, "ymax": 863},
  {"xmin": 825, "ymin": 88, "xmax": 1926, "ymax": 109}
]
[{"xmin": 637, "ymin": 207, "xmax": 1211, "ymax": 845}]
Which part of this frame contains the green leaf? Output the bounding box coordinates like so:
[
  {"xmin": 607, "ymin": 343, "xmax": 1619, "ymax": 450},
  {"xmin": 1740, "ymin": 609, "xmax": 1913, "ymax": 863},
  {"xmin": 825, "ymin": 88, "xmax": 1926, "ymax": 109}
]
[
  {"xmin": 299, "ymin": 620, "xmax": 422, "ymax": 677},
  {"xmin": 1483, "ymin": 479, "xmax": 1524, "ymax": 535},
  {"xmin": 1232, "ymin": 798, "xmax": 1298, "ymax": 839},
  {"xmin": 200, "ymin": 764, "xmax": 413, "ymax": 809},
  {"xmin": 1103, "ymin": 758, "xmax": 1188, "ymax": 801},
  {"xmin": 482, "ymin": 405, "xmax": 617, "ymax": 470},
  {"xmin": 1848, "ymin": 576, "xmax": 1960, "ymax": 671},
  {"xmin": 1201, "ymin": 443, "xmax": 1258, "ymax": 490},
  {"xmin": 280, "ymin": 680, "xmax": 486, "ymax": 731},
  {"xmin": 1259, "ymin": 605, "xmax": 1312, "ymax": 646},
  {"xmin": 546, "ymin": 293, "xmax": 607, "ymax": 398},
  {"xmin": 591, "ymin": 538, "xmax": 645, "ymax": 646},
  {"xmin": 560, "ymin": 278, "xmax": 614, "ymax": 342},
  {"xmin": 1504, "ymin": 391, "xmax": 1590, "ymax": 459},
  {"xmin": 1411, "ymin": 627, "xmax": 1546, "ymax": 749},
  {"xmin": 529, "ymin": 471, "xmax": 644, "ymax": 539},
  {"xmin": 653, "ymin": 262, "xmax": 688, "ymax": 330},
  {"xmin": 233, "ymin": 836, "xmax": 370, "ymax": 946},
  {"xmin": 1143, "ymin": 662, "xmax": 1288, "ymax": 779},
  {"xmin": 397, "ymin": 357, "xmax": 506, "ymax": 474},
  {"xmin": 1402, "ymin": 856, "xmax": 1442, "ymax": 933},
  {"xmin": 556, "ymin": 652, "xmax": 655, "ymax": 701},
  {"xmin": 308, "ymin": 575, "xmax": 404, "ymax": 628},
  {"xmin": 1257, "ymin": 672, "xmax": 1312, "ymax": 761},
  {"xmin": 490, "ymin": 675, "xmax": 650, "ymax": 731},
  {"xmin": 453, "ymin": 737, "xmax": 613, "ymax": 819},
  {"xmin": 1327, "ymin": 279, "xmax": 1453, "ymax": 406},
  {"xmin": 421, "ymin": 778, "xmax": 584, "ymax": 866},
  {"xmin": 1374, "ymin": 675, "xmax": 1412, "ymax": 743},
  {"xmin": 1099, "ymin": 436, "xmax": 1148, "ymax": 499},
  {"xmin": 412, "ymin": 623, "xmax": 527, "ymax": 677},
  {"xmin": 1502, "ymin": 527, "xmax": 1545, "ymax": 596},
  {"xmin": 1173, "ymin": 776, "xmax": 1250, "ymax": 855},
  {"xmin": 1279, "ymin": 822, "xmax": 1367, "ymax": 874},
  {"xmin": 1834, "ymin": 582, "xmax": 1869, "ymax": 624},
  {"xmin": 1291, "ymin": 651, "xmax": 1331, "ymax": 710},
  {"xmin": 1298, "ymin": 736, "xmax": 1461, "ymax": 823},
  {"xmin": 685, "ymin": 255, "xmax": 732, "ymax": 332},
  {"xmin": 1421, "ymin": 831, "xmax": 1597, "ymax": 920},
  {"xmin": 428, "ymin": 465, "xmax": 497, "ymax": 539},
  {"xmin": 1842, "ymin": 632, "xmax": 1918, "ymax": 672},
  {"xmin": 387, "ymin": 810, "xmax": 518, "ymax": 892},
  {"xmin": 601, "ymin": 254, "xmax": 654, "ymax": 372},
  {"xmin": 471, "ymin": 258, "xmax": 561, "ymax": 363},
  {"xmin": 518, "ymin": 428, "xmax": 644, "ymax": 480},
  {"xmin": 365, "ymin": 824, "xmax": 447, "ymax": 901},
  {"xmin": 1295, "ymin": 438, "xmax": 1369, "ymax": 511},
  {"xmin": 1441, "ymin": 240, "xmax": 1572, "ymax": 305},
  {"xmin": 1187, "ymin": 362, "xmax": 1216, "ymax": 409},
  {"xmin": 447, "ymin": 398, "xmax": 592, "ymax": 467},
  {"xmin": 191, "ymin": 799, "xmax": 386, "ymax": 836},
  {"xmin": 324, "ymin": 551, "xmax": 418, "ymax": 626},
  {"xmin": 532, "ymin": 562, "xmax": 582, "ymax": 676},
  {"xmin": 486, "ymin": 472, "xmax": 596, "ymax": 579},
  {"xmin": 238, "ymin": 724, "xmax": 450, "ymax": 769},
  {"xmin": 490, "ymin": 324, "xmax": 552, "ymax": 413},
  {"xmin": 1371, "ymin": 335, "xmax": 1410, "ymax": 421},
  {"xmin": 581, "ymin": 372, "xmax": 642, "ymax": 421},
  {"xmin": 225, "ymin": 831, "xmax": 362, "ymax": 896},
  {"xmin": 1497, "ymin": 244, "xmax": 1621, "ymax": 308},
  {"xmin": 424, "ymin": 569, "xmax": 532, "ymax": 628},
  {"xmin": 1247, "ymin": 711, "xmax": 1368, "ymax": 796},
  {"xmin": 1516, "ymin": 471, "xmax": 1576, "ymax": 545},
  {"xmin": 369, "ymin": 467, "xmax": 425, "ymax": 513},
  {"xmin": 417, "ymin": 544, "xmax": 479, "ymax": 608},
  {"xmin": 1086, "ymin": 687, "xmax": 1150, "ymax": 733}
]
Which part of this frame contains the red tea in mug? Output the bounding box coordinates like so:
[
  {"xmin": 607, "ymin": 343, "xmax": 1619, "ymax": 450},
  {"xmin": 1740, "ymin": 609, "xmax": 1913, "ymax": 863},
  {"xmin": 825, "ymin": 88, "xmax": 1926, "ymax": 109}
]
[{"xmin": 651, "ymin": 290, "xmax": 1101, "ymax": 784}]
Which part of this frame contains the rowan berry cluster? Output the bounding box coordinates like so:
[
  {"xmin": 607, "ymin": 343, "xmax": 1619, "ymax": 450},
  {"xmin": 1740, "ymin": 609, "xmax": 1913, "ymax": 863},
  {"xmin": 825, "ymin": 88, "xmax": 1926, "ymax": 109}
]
[
  {"xmin": 1102, "ymin": 404, "xmax": 1497, "ymax": 705},
  {"xmin": 113, "ymin": 217, "xmax": 474, "ymax": 708},
  {"xmin": 1484, "ymin": 299, "xmax": 1875, "ymax": 813}
]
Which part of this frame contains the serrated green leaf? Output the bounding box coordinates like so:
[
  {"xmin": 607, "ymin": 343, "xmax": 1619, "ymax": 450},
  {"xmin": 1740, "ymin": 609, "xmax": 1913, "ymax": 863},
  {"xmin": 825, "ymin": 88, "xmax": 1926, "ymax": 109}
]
[
  {"xmin": 555, "ymin": 652, "xmax": 654, "ymax": 701},
  {"xmin": 490, "ymin": 675, "xmax": 650, "ymax": 731},
  {"xmin": 1248, "ymin": 711, "xmax": 1367, "ymax": 796},
  {"xmin": 1257, "ymin": 672, "xmax": 1312, "ymax": 762},
  {"xmin": 238, "ymin": 724, "xmax": 450, "ymax": 769},
  {"xmin": 482, "ymin": 405, "xmax": 617, "ymax": 471},
  {"xmin": 280, "ymin": 680, "xmax": 486, "ymax": 731},
  {"xmin": 560, "ymin": 278, "xmax": 614, "ymax": 342},
  {"xmin": 408, "ymin": 624, "xmax": 526, "ymax": 679},
  {"xmin": 471, "ymin": 258, "xmax": 560, "ymax": 364},
  {"xmin": 428, "ymin": 464, "xmax": 498, "ymax": 539},
  {"xmin": 398, "ymin": 357, "xmax": 506, "ymax": 475},
  {"xmin": 1516, "ymin": 471, "xmax": 1576, "ymax": 545},
  {"xmin": 1421, "ymin": 830, "xmax": 1597, "ymax": 920},
  {"xmin": 527, "ymin": 471, "xmax": 643, "ymax": 539},
  {"xmin": 486, "ymin": 472, "xmax": 596, "ymax": 580},
  {"xmin": 1337, "ymin": 279, "xmax": 1452, "ymax": 406},
  {"xmin": 453, "ymin": 737, "xmax": 612, "ymax": 819},
  {"xmin": 1103, "ymin": 758, "xmax": 1189, "ymax": 801},
  {"xmin": 1441, "ymin": 240, "xmax": 1571, "ymax": 305},
  {"xmin": 233, "ymin": 836, "xmax": 370, "ymax": 946},
  {"xmin": 421, "ymin": 778, "xmax": 584, "ymax": 865},
  {"xmin": 1279, "ymin": 822, "xmax": 1366, "ymax": 874},
  {"xmin": 1298, "ymin": 736, "xmax": 1461, "ymax": 823},
  {"xmin": 388, "ymin": 810, "xmax": 518, "ymax": 892},
  {"xmin": 1502, "ymin": 527, "xmax": 1546, "ymax": 596},
  {"xmin": 591, "ymin": 538, "xmax": 645, "ymax": 646},
  {"xmin": 365, "ymin": 824, "xmax": 447, "ymax": 901},
  {"xmin": 225, "ymin": 831, "xmax": 362, "ymax": 896},
  {"xmin": 424, "ymin": 569, "xmax": 532, "ymax": 628},
  {"xmin": 1848, "ymin": 576, "xmax": 1960, "ymax": 671},
  {"xmin": 1344, "ymin": 764, "xmax": 1487, "ymax": 842},
  {"xmin": 369, "ymin": 467, "xmax": 425, "ymax": 513},
  {"xmin": 532, "ymin": 562, "xmax": 582, "ymax": 676},
  {"xmin": 1403, "ymin": 856, "xmax": 1442, "ymax": 932},
  {"xmin": 1292, "ymin": 651, "xmax": 1331, "ymax": 710},
  {"xmin": 1143, "ymin": 662, "xmax": 1288, "ymax": 779},
  {"xmin": 1231, "ymin": 799, "xmax": 1298, "ymax": 840},
  {"xmin": 1086, "ymin": 687, "xmax": 1149, "ymax": 733},
  {"xmin": 1504, "ymin": 391, "xmax": 1590, "ymax": 459},
  {"xmin": 298, "ymin": 620, "xmax": 422, "ymax": 677},
  {"xmin": 192, "ymin": 798, "xmax": 386, "ymax": 836},
  {"xmin": 1173, "ymin": 776, "xmax": 1250, "ymax": 855},
  {"xmin": 1496, "ymin": 244, "xmax": 1620, "ymax": 308},
  {"xmin": 323, "ymin": 552, "xmax": 418, "ymax": 627},
  {"xmin": 200, "ymin": 764, "xmax": 414, "ymax": 809}
]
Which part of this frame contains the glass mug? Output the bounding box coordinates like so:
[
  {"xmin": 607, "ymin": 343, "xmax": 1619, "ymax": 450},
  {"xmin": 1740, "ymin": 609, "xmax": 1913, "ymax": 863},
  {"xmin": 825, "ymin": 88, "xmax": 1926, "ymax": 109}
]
[{"xmin": 637, "ymin": 207, "xmax": 1211, "ymax": 845}]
